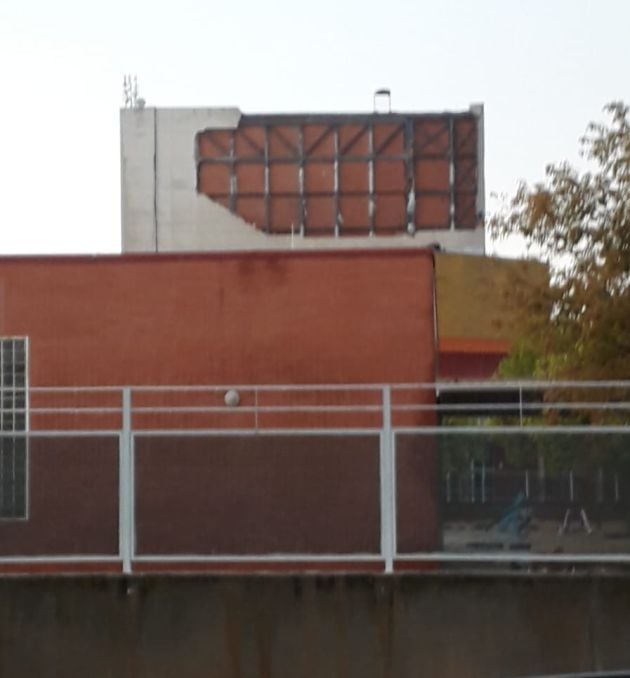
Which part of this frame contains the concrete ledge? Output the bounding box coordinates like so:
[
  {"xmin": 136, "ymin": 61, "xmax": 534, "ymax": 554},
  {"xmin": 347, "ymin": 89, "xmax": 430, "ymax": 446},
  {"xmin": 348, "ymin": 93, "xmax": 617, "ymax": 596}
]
[{"xmin": 0, "ymin": 573, "xmax": 629, "ymax": 677}]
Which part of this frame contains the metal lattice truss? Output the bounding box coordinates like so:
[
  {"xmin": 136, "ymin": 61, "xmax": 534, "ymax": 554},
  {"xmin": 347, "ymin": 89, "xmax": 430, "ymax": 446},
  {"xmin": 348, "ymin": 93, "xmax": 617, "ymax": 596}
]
[{"xmin": 196, "ymin": 113, "xmax": 481, "ymax": 236}]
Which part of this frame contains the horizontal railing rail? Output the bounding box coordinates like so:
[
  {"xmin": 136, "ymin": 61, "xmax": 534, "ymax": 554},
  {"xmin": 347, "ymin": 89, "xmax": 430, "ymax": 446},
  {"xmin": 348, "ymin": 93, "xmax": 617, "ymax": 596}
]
[
  {"xmin": 513, "ymin": 671, "xmax": 630, "ymax": 678},
  {"xmin": 6, "ymin": 380, "xmax": 628, "ymax": 431}
]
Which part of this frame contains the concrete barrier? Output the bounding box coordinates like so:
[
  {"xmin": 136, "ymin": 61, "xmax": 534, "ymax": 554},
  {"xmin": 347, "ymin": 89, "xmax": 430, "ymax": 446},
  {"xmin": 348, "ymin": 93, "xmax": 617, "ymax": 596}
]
[{"xmin": 0, "ymin": 574, "xmax": 629, "ymax": 677}]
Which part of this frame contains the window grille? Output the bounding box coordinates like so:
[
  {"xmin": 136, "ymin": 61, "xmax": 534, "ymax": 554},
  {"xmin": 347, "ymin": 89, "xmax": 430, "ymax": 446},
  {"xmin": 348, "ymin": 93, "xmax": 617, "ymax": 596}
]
[{"xmin": 0, "ymin": 338, "xmax": 27, "ymax": 519}]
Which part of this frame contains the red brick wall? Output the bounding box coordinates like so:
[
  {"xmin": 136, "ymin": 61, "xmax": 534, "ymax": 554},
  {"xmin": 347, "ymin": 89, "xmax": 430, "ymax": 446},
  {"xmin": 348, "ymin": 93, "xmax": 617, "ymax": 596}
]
[
  {"xmin": 135, "ymin": 434, "xmax": 381, "ymax": 556},
  {"xmin": 0, "ymin": 250, "xmax": 436, "ymax": 388},
  {"xmin": 0, "ymin": 250, "xmax": 440, "ymax": 558},
  {"xmin": 0, "ymin": 437, "xmax": 118, "ymax": 557},
  {"xmin": 439, "ymin": 352, "xmax": 505, "ymax": 380}
]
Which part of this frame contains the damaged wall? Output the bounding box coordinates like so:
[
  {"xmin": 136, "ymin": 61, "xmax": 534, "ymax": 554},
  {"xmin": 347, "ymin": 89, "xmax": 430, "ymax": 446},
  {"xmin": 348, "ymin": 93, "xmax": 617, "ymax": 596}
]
[
  {"xmin": 197, "ymin": 112, "xmax": 482, "ymax": 235},
  {"xmin": 121, "ymin": 107, "xmax": 258, "ymax": 252},
  {"xmin": 120, "ymin": 107, "xmax": 485, "ymax": 254}
]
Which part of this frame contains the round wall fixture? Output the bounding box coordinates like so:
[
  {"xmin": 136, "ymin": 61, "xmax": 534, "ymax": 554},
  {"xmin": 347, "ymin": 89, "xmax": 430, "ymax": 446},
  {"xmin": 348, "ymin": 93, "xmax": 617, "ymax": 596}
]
[{"xmin": 224, "ymin": 389, "xmax": 240, "ymax": 407}]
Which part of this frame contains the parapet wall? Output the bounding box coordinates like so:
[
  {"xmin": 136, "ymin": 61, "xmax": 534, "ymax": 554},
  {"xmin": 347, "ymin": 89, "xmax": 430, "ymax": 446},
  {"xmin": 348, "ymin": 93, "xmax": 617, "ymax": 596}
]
[{"xmin": 1, "ymin": 573, "xmax": 629, "ymax": 678}]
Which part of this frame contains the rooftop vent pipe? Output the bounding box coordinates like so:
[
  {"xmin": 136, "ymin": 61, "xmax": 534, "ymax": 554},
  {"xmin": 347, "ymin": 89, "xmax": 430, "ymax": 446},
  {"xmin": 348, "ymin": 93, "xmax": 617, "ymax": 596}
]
[{"xmin": 373, "ymin": 88, "xmax": 392, "ymax": 113}]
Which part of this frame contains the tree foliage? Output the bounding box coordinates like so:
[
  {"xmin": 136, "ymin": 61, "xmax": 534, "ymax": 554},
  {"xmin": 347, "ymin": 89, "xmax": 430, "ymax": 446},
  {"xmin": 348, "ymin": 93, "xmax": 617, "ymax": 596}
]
[{"xmin": 491, "ymin": 102, "xmax": 630, "ymax": 381}]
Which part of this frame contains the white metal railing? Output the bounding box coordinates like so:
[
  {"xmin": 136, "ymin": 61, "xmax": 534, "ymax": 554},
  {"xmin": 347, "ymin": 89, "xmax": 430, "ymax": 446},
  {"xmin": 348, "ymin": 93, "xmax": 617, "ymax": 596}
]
[
  {"xmin": 15, "ymin": 379, "xmax": 630, "ymax": 430},
  {"xmin": 0, "ymin": 381, "xmax": 628, "ymax": 575}
]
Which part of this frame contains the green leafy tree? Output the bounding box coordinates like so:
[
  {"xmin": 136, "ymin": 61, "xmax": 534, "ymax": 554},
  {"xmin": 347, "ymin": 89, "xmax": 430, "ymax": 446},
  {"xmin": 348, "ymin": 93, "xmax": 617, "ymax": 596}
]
[
  {"xmin": 491, "ymin": 102, "xmax": 630, "ymax": 382},
  {"xmin": 466, "ymin": 105, "xmax": 630, "ymax": 509}
]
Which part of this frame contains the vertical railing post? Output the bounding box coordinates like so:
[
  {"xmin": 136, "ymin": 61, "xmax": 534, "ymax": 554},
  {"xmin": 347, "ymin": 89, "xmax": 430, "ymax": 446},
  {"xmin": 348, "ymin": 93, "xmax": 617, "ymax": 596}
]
[
  {"xmin": 525, "ymin": 470, "xmax": 530, "ymax": 499},
  {"xmin": 254, "ymin": 387, "xmax": 259, "ymax": 431},
  {"xmin": 119, "ymin": 387, "xmax": 133, "ymax": 575},
  {"xmin": 380, "ymin": 385, "xmax": 395, "ymax": 574}
]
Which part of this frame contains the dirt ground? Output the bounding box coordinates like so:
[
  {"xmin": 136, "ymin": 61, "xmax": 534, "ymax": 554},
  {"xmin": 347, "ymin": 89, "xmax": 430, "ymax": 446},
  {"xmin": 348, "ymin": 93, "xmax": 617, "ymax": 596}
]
[{"xmin": 444, "ymin": 517, "xmax": 630, "ymax": 554}]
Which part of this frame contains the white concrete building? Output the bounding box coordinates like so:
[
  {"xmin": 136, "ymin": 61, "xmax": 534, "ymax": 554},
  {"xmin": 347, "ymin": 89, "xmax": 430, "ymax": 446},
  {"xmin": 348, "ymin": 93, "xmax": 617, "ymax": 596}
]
[{"xmin": 120, "ymin": 105, "xmax": 485, "ymax": 254}]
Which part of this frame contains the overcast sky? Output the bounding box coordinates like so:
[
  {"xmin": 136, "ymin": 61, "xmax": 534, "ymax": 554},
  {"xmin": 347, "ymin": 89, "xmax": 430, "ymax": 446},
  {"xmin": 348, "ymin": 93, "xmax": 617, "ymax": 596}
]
[{"xmin": 0, "ymin": 0, "xmax": 628, "ymax": 256}]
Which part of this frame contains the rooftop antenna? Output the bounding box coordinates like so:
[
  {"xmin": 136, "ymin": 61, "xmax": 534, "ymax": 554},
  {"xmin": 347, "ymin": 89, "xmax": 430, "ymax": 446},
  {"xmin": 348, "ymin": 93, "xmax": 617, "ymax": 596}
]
[
  {"xmin": 123, "ymin": 75, "xmax": 145, "ymax": 109},
  {"xmin": 373, "ymin": 88, "xmax": 391, "ymax": 113}
]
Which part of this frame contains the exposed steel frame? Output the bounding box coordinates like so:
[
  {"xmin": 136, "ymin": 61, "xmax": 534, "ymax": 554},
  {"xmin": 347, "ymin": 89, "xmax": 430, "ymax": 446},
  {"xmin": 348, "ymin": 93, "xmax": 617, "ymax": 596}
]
[{"xmin": 196, "ymin": 112, "xmax": 480, "ymax": 235}]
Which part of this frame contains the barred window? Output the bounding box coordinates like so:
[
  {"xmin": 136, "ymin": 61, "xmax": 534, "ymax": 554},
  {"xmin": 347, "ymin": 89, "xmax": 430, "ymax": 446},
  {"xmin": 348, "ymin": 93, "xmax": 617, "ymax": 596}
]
[{"xmin": 0, "ymin": 338, "xmax": 27, "ymax": 519}]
